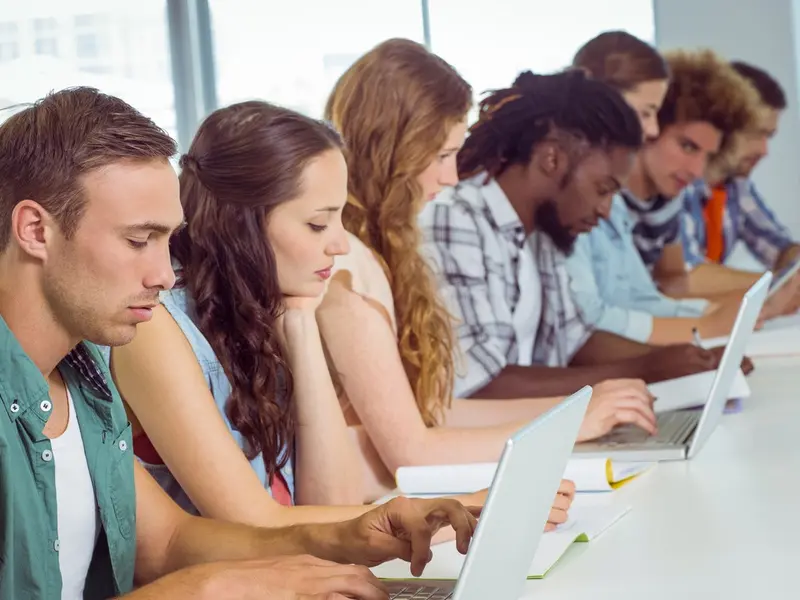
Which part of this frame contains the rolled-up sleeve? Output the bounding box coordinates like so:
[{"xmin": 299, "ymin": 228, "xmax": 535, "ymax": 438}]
[{"xmin": 420, "ymin": 203, "xmax": 513, "ymax": 398}]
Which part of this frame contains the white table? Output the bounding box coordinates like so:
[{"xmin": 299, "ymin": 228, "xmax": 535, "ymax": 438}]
[{"xmin": 522, "ymin": 356, "xmax": 800, "ymax": 599}]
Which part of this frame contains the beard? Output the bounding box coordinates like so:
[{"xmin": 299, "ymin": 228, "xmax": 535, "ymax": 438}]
[{"xmin": 535, "ymin": 200, "xmax": 577, "ymax": 255}]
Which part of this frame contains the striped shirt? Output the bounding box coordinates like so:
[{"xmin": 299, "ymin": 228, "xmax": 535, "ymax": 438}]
[
  {"xmin": 621, "ymin": 190, "xmax": 684, "ymax": 271},
  {"xmin": 679, "ymin": 177, "xmax": 794, "ymax": 269},
  {"xmin": 419, "ymin": 174, "xmax": 592, "ymax": 398}
]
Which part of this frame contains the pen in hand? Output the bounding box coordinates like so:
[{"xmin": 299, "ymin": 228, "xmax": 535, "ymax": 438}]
[{"xmin": 691, "ymin": 327, "xmax": 705, "ymax": 349}]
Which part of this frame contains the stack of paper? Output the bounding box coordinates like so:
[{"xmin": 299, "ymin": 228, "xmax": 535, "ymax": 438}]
[
  {"xmin": 648, "ymin": 368, "xmax": 750, "ymax": 413},
  {"xmin": 394, "ymin": 457, "xmax": 652, "ymax": 495},
  {"xmin": 371, "ymin": 499, "xmax": 631, "ymax": 580}
]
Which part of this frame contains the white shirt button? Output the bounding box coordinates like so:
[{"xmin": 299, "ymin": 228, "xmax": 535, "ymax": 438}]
[
  {"xmin": 53, "ymin": 539, "xmax": 60, "ymax": 552},
  {"xmin": 42, "ymin": 449, "xmax": 53, "ymax": 462},
  {"xmin": 9, "ymin": 402, "xmax": 19, "ymax": 413},
  {"xmin": 40, "ymin": 400, "xmax": 52, "ymax": 412},
  {"xmin": 118, "ymin": 440, "xmax": 128, "ymax": 452}
]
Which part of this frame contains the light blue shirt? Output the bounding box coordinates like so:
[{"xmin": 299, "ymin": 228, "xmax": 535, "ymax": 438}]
[{"xmin": 565, "ymin": 195, "xmax": 709, "ymax": 343}]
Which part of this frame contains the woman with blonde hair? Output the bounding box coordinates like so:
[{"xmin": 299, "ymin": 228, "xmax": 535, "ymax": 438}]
[{"xmin": 319, "ymin": 38, "xmax": 653, "ymax": 500}]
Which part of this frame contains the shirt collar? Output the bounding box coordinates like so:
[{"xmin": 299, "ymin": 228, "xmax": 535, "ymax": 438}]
[
  {"xmin": 602, "ymin": 194, "xmax": 634, "ymax": 238},
  {"xmin": 462, "ymin": 173, "xmax": 526, "ymax": 248},
  {"xmin": 0, "ymin": 314, "xmax": 113, "ymax": 417}
]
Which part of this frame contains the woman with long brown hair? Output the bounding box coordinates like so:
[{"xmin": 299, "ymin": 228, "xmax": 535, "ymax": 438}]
[
  {"xmin": 318, "ymin": 38, "xmax": 648, "ymax": 500},
  {"xmin": 105, "ymin": 100, "xmax": 381, "ymax": 525}
]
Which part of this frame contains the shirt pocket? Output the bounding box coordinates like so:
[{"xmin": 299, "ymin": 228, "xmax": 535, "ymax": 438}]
[{"xmin": 108, "ymin": 422, "xmax": 136, "ymax": 541}]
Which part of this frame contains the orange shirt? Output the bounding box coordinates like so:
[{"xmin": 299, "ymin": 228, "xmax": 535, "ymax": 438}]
[{"xmin": 703, "ymin": 185, "xmax": 727, "ymax": 263}]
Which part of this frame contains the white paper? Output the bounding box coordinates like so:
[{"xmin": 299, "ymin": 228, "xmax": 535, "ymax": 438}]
[
  {"xmin": 395, "ymin": 458, "xmax": 651, "ymax": 495},
  {"xmin": 649, "ymin": 368, "xmax": 750, "ymax": 413},
  {"xmin": 528, "ymin": 503, "xmax": 631, "ymax": 578}
]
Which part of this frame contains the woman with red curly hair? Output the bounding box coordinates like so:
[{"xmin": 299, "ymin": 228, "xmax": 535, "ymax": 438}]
[{"xmin": 319, "ymin": 38, "xmax": 638, "ymax": 501}]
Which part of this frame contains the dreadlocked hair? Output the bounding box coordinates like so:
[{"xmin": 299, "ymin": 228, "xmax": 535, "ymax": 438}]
[
  {"xmin": 325, "ymin": 38, "xmax": 472, "ymax": 427},
  {"xmin": 458, "ymin": 69, "xmax": 643, "ymax": 179}
]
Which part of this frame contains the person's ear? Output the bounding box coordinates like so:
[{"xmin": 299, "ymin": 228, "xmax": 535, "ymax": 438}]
[
  {"xmin": 11, "ymin": 200, "xmax": 57, "ymax": 262},
  {"xmin": 533, "ymin": 141, "xmax": 568, "ymax": 181}
]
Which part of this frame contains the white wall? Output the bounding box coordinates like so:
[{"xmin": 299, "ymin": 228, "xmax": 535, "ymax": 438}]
[{"xmin": 654, "ymin": 0, "xmax": 800, "ymax": 267}]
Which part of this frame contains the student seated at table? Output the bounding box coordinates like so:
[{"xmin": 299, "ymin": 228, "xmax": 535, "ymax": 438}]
[
  {"xmin": 617, "ymin": 50, "xmax": 797, "ymax": 311},
  {"xmin": 418, "ymin": 69, "xmax": 727, "ymax": 404},
  {"xmin": 564, "ymin": 33, "xmax": 787, "ymax": 344},
  {"xmin": 319, "ymin": 38, "xmax": 657, "ymax": 500},
  {"xmin": 0, "ymin": 87, "xmax": 482, "ymax": 600},
  {"xmin": 106, "ymin": 98, "xmax": 573, "ymax": 528},
  {"xmin": 679, "ymin": 61, "xmax": 800, "ymax": 309}
]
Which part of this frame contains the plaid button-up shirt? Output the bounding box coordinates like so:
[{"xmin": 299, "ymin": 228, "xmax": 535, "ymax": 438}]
[
  {"xmin": 679, "ymin": 177, "xmax": 794, "ymax": 269},
  {"xmin": 419, "ymin": 174, "xmax": 592, "ymax": 397}
]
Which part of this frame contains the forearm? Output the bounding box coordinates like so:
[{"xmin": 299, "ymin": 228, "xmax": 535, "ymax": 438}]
[
  {"xmin": 357, "ymin": 411, "xmax": 531, "ymax": 474},
  {"xmin": 648, "ymin": 317, "xmax": 699, "ymax": 345},
  {"xmin": 285, "ymin": 312, "xmax": 362, "ymax": 505},
  {"xmin": 774, "ymin": 243, "xmax": 800, "ymax": 271},
  {"xmin": 161, "ymin": 514, "xmax": 345, "ymax": 575},
  {"xmin": 571, "ymin": 330, "xmax": 653, "ymax": 363},
  {"xmin": 119, "ymin": 564, "xmax": 218, "ymax": 600},
  {"xmin": 468, "ymin": 363, "xmax": 632, "ymax": 399},
  {"xmin": 685, "ymin": 264, "xmax": 759, "ymax": 297},
  {"xmin": 443, "ymin": 395, "xmax": 562, "ymax": 427}
]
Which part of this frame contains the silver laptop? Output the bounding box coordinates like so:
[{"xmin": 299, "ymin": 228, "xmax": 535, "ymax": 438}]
[
  {"xmin": 386, "ymin": 387, "xmax": 591, "ymax": 600},
  {"xmin": 575, "ymin": 272, "xmax": 771, "ymax": 462}
]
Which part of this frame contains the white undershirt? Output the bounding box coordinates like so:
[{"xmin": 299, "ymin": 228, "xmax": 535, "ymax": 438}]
[
  {"xmin": 50, "ymin": 388, "xmax": 100, "ymax": 600},
  {"xmin": 513, "ymin": 233, "xmax": 543, "ymax": 365}
]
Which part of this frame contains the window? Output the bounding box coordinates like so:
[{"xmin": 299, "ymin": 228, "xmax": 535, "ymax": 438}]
[
  {"xmin": 75, "ymin": 33, "xmax": 100, "ymax": 59},
  {"xmin": 0, "ymin": 22, "xmax": 19, "ymax": 62},
  {"xmin": 0, "ymin": 1, "xmax": 176, "ymax": 142},
  {"xmin": 35, "ymin": 38, "xmax": 58, "ymax": 56},
  {"xmin": 209, "ymin": 0, "xmax": 425, "ymax": 117},
  {"xmin": 428, "ymin": 0, "xmax": 655, "ymax": 112},
  {"xmin": 33, "ymin": 17, "xmax": 58, "ymax": 57}
]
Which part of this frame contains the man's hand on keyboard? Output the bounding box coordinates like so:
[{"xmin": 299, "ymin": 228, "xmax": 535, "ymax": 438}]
[
  {"xmin": 340, "ymin": 496, "xmax": 481, "ymax": 577},
  {"xmin": 545, "ymin": 479, "xmax": 576, "ymax": 532},
  {"xmin": 576, "ymin": 379, "xmax": 657, "ymax": 442}
]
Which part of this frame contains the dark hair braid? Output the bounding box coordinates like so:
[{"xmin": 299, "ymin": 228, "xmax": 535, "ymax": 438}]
[{"xmin": 458, "ymin": 69, "xmax": 643, "ymax": 179}]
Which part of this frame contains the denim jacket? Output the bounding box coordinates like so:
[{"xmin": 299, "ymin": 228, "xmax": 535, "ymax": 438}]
[{"xmin": 565, "ymin": 195, "xmax": 709, "ymax": 343}]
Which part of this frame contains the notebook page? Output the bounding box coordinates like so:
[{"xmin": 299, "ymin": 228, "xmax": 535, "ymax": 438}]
[{"xmin": 649, "ymin": 368, "xmax": 750, "ymax": 413}]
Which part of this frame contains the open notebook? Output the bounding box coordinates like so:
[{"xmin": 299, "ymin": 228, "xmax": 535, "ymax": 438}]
[
  {"xmin": 648, "ymin": 368, "xmax": 750, "ymax": 414},
  {"xmin": 703, "ymin": 313, "xmax": 800, "ymax": 357},
  {"xmin": 371, "ymin": 498, "xmax": 631, "ymax": 580},
  {"xmin": 395, "ymin": 457, "xmax": 653, "ymax": 495}
]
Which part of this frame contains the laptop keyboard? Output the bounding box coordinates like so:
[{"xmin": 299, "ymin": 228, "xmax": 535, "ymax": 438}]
[
  {"xmin": 596, "ymin": 411, "xmax": 699, "ymax": 446},
  {"xmin": 389, "ymin": 585, "xmax": 454, "ymax": 599}
]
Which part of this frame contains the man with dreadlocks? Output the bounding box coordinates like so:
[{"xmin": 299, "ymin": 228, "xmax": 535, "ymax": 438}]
[{"xmin": 419, "ymin": 69, "xmax": 723, "ymax": 409}]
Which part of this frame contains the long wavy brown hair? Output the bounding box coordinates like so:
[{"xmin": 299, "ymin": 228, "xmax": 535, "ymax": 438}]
[
  {"xmin": 172, "ymin": 101, "xmax": 343, "ymax": 480},
  {"xmin": 324, "ymin": 38, "xmax": 472, "ymax": 426}
]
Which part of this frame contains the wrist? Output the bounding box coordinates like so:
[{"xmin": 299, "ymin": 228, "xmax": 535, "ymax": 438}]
[
  {"xmin": 295, "ymin": 522, "xmax": 350, "ymax": 564},
  {"xmin": 281, "ymin": 310, "xmax": 320, "ymax": 346}
]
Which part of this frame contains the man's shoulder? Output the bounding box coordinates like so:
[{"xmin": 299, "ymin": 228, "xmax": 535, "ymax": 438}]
[{"xmin": 420, "ymin": 185, "xmax": 488, "ymax": 241}]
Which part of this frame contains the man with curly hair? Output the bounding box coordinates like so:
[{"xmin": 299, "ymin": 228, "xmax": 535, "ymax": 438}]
[
  {"xmin": 623, "ymin": 50, "xmax": 758, "ymax": 282},
  {"xmin": 679, "ymin": 61, "xmax": 800, "ymax": 281},
  {"xmin": 563, "ymin": 43, "xmax": 779, "ymax": 345}
]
